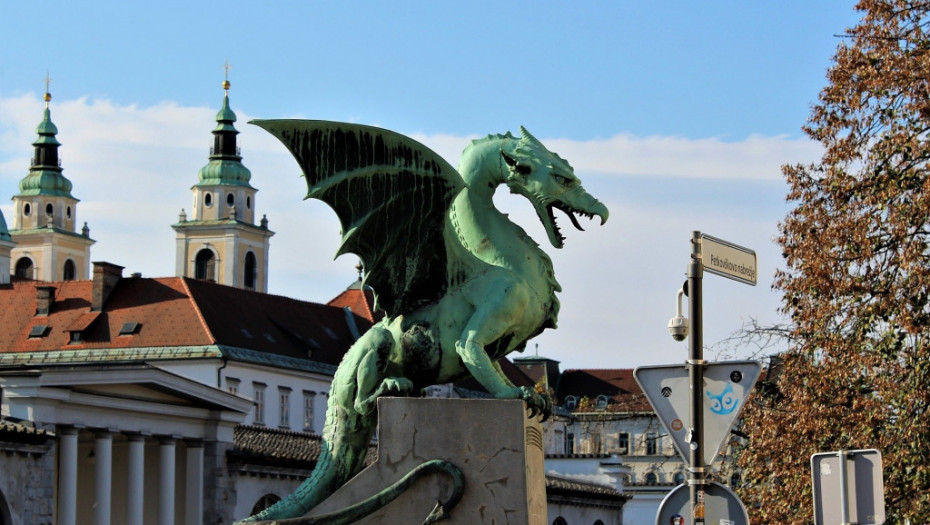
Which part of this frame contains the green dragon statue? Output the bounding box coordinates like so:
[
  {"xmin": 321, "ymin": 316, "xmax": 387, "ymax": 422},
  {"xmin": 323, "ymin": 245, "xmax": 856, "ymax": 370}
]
[{"xmin": 237, "ymin": 121, "xmax": 609, "ymax": 524}]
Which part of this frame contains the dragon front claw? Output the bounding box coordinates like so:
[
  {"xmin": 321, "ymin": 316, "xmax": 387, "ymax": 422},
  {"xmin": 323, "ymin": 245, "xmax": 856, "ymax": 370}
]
[{"xmin": 510, "ymin": 386, "xmax": 552, "ymax": 421}]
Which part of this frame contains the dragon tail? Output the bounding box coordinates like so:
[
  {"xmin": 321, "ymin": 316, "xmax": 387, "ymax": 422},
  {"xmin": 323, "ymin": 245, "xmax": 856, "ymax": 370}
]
[{"xmin": 236, "ymin": 438, "xmax": 364, "ymax": 523}]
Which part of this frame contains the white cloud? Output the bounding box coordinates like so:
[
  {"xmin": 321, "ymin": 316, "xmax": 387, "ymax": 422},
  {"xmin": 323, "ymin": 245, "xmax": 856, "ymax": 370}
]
[{"xmin": 0, "ymin": 94, "xmax": 803, "ymax": 369}]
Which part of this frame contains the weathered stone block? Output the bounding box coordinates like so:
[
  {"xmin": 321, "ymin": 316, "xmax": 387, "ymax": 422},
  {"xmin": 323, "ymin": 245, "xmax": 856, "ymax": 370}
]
[{"xmin": 309, "ymin": 397, "xmax": 546, "ymax": 525}]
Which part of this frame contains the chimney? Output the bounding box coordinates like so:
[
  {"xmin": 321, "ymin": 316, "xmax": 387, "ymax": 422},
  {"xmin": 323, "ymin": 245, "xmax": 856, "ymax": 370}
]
[
  {"xmin": 35, "ymin": 286, "xmax": 56, "ymax": 316},
  {"xmin": 92, "ymin": 262, "xmax": 124, "ymax": 311}
]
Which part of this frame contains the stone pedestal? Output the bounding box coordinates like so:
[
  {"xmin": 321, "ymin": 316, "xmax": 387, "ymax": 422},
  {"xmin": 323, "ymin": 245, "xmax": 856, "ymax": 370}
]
[{"xmin": 308, "ymin": 397, "xmax": 546, "ymax": 524}]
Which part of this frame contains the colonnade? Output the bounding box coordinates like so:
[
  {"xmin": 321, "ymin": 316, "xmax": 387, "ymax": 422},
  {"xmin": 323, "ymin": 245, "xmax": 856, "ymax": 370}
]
[{"xmin": 57, "ymin": 427, "xmax": 205, "ymax": 525}]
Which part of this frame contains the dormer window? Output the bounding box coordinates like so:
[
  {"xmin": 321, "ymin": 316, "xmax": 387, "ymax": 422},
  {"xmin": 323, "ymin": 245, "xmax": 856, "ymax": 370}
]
[
  {"xmin": 595, "ymin": 395, "xmax": 609, "ymax": 410},
  {"xmin": 564, "ymin": 395, "xmax": 577, "ymax": 411}
]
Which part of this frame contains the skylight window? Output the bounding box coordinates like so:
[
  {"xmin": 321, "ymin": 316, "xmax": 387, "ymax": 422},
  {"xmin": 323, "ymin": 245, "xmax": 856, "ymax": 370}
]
[
  {"xmin": 119, "ymin": 322, "xmax": 140, "ymax": 336},
  {"xmin": 28, "ymin": 325, "xmax": 49, "ymax": 338}
]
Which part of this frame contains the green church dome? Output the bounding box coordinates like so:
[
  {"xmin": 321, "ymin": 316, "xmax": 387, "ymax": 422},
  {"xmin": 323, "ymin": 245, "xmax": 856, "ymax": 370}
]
[
  {"xmin": 16, "ymin": 98, "xmax": 76, "ymax": 199},
  {"xmin": 0, "ymin": 209, "xmax": 11, "ymax": 242},
  {"xmin": 196, "ymin": 89, "xmax": 254, "ymax": 189}
]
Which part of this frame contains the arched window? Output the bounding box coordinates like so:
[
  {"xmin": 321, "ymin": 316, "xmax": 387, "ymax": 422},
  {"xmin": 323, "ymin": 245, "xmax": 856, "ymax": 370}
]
[
  {"xmin": 23, "ymin": 203, "xmax": 31, "ymax": 216},
  {"xmin": 244, "ymin": 251, "xmax": 257, "ymax": 289},
  {"xmin": 204, "ymin": 193, "xmax": 213, "ymax": 207},
  {"xmin": 673, "ymin": 471, "xmax": 686, "ymax": 484},
  {"xmin": 14, "ymin": 258, "xmax": 33, "ymax": 280},
  {"xmin": 227, "ymin": 193, "xmax": 235, "ymax": 207},
  {"xmin": 45, "ymin": 203, "xmax": 53, "ymax": 217},
  {"xmin": 593, "ymin": 521, "xmax": 605, "ymax": 525},
  {"xmin": 730, "ymin": 471, "xmax": 741, "ymax": 487},
  {"xmin": 251, "ymin": 494, "xmax": 280, "ymax": 516},
  {"xmin": 63, "ymin": 259, "xmax": 76, "ymax": 281},
  {"xmin": 644, "ymin": 471, "xmax": 658, "ymax": 485},
  {"xmin": 595, "ymin": 394, "xmax": 609, "ymax": 410},
  {"xmin": 195, "ymin": 249, "xmax": 216, "ymax": 281},
  {"xmin": 551, "ymin": 518, "xmax": 568, "ymax": 525},
  {"xmin": 564, "ymin": 395, "xmax": 577, "ymax": 411},
  {"xmin": 0, "ymin": 488, "xmax": 11, "ymax": 525}
]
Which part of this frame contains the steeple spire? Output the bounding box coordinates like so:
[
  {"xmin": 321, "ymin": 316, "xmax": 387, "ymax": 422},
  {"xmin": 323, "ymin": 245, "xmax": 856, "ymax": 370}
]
[{"xmin": 17, "ymin": 81, "xmax": 73, "ymax": 199}]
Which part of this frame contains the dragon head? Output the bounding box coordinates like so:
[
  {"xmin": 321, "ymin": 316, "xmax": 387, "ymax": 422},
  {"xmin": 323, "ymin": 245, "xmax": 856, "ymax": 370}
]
[{"xmin": 501, "ymin": 127, "xmax": 609, "ymax": 248}]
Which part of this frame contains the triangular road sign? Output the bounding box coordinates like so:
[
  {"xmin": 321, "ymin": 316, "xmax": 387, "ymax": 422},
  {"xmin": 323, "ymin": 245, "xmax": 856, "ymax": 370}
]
[{"xmin": 634, "ymin": 360, "xmax": 761, "ymax": 466}]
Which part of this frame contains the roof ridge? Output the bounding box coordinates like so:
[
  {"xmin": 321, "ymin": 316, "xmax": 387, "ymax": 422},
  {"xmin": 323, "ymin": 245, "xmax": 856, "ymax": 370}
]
[{"xmin": 177, "ymin": 277, "xmax": 217, "ymax": 343}]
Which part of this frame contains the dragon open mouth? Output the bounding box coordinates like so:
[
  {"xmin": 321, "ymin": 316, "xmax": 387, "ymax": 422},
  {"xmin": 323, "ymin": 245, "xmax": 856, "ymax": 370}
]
[{"xmin": 545, "ymin": 203, "xmax": 606, "ymax": 248}]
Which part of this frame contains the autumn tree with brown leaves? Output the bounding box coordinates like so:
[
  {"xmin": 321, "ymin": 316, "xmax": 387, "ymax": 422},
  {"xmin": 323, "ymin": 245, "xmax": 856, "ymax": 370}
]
[{"xmin": 737, "ymin": 1, "xmax": 930, "ymax": 522}]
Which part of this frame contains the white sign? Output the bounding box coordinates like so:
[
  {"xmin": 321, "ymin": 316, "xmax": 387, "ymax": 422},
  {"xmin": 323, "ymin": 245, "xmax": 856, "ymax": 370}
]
[
  {"xmin": 635, "ymin": 361, "xmax": 762, "ymax": 466},
  {"xmin": 812, "ymin": 449, "xmax": 885, "ymax": 525},
  {"xmin": 700, "ymin": 234, "xmax": 757, "ymax": 286}
]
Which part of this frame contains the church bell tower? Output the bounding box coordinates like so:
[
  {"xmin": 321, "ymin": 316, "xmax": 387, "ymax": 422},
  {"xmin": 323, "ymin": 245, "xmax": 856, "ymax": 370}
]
[
  {"xmin": 172, "ymin": 72, "xmax": 273, "ymax": 291},
  {"xmin": 9, "ymin": 84, "xmax": 94, "ymax": 281}
]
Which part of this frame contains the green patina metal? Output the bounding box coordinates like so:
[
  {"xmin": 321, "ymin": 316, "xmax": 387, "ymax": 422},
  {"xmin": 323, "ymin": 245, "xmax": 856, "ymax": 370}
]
[
  {"xmin": 238, "ymin": 120, "xmax": 608, "ymax": 524},
  {"xmin": 16, "ymin": 106, "xmax": 76, "ymax": 199},
  {"xmin": 0, "ymin": 210, "xmax": 11, "ymax": 242},
  {"xmin": 195, "ymin": 92, "xmax": 255, "ymax": 189}
]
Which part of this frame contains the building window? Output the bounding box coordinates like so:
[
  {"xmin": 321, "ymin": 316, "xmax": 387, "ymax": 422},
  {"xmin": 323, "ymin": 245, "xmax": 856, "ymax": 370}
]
[
  {"xmin": 566, "ymin": 433, "xmax": 574, "ymax": 454},
  {"xmin": 66, "ymin": 206, "xmax": 72, "ymax": 219},
  {"xmin": 251, "ymin": 494, "xmax": 280, "ymax": 516},
  {"xmin": 595, "ymin": 395, "xmax": 608, "ymax": 410},
  {"xmin": 564, "ymin": 396, "xmax": 577, "ymax": 411},
  {"xmin": 279, "ymin": 387, "xmax": 291, "ymax": 429},
  {"xmin": 644, "ymin": 472, "xmax": 658, "ymax": 485},
  {"xmin": 617, "ymin": 432, "xmax": 629, "ymax": 455},
  {"xmin": 45, "ymin": 203, "xmax": 53, "ymax": 217},
  {"xmin": 244, "ymin": 251, "xmax": 257, "ymax": 289},
  {"xmin": 645, "ymin": 432, "xmax": 658, "ymax": 455},
  {"xmin": 23, "ymin": 203, "xmax": 31, "ymax": 216},
  {"xmin": 303, "ymin": 391, "xmax": 316, "ymax": 432},
  {"xmin": 14, "ymin": 258, "xmax": 34, "ymax": 280},
  {"xmin": 674, "ymin": 471, "xmax": 686, "ymax": 484},
  {"xmin": 730, "ymin": 471, "xmax": 741, "ymax": 487},
  {"xmin": 195, "ymin": 249, "xmax": 216, "ymax": 281},
  {"xmin": 226, "ymin": 377, "xmax": 240, "ymax": 395},
  {"xmin": 253, "ymin": 383, "xmax": 266, "ymax": 425},
  {"xmin": 63, "ymin": 259, "xmax": 76, "ymax": 281},
  {"xmin": 246, "ymin": 195, "xmax": 252, "ymax": 209},
  {"xmin": 204, "ymin": 193, "xmax": 213, "ymax": 207}
]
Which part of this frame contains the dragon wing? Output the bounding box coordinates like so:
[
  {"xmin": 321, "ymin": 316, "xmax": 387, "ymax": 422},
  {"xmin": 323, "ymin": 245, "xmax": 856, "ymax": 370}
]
[{"xmin": 251, "ymin": 119, "xmax": 466, "ymax": 318}]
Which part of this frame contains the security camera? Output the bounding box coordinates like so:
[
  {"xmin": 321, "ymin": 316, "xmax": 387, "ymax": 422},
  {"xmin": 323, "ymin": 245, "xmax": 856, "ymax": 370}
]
[
  {"xmin": 668, "ymin": 315, "xmax": 690, "ymax": 342},
  {"xmin": 668, "ymin": 285, "xmax": 689, "ymax": 342}
]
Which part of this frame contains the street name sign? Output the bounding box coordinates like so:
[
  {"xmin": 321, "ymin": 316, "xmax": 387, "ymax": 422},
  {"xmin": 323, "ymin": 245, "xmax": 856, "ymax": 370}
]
[
  {"xmin": 812, "ymin": 449, "xmax": 885, "ymax": 525},
  {"xmin": 700, "ymin": 234, "xmax": 757, "ymax": 286},
  {"xmin": 656, "ymin": 482, "xmax": 749, "ymax": 525},
  {"xmin": 634, "ymin": 361, "xmax": 762, "ymax": 467}
]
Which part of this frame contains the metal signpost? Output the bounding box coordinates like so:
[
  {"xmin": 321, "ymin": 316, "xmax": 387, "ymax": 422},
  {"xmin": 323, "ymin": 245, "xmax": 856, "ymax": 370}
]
[
  {"xmin": 811, "ymin": 449, "xmax": 885, "ymax": 525},
  {"xmin": 638, "ymin": 231, "xmax": 758, "ymax": 525}
]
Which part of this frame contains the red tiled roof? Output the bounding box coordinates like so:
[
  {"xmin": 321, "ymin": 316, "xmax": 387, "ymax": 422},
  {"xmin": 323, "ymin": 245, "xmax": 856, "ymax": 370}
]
[
  {"xmin": 558, "ymin": 369, "xmax": 651, "ymax": 412},
  {"xmin": 327, "ymin": 285, "xmax": 384, "ymax": 323},
  {"xmin": 0, "ymin": 276, "xmax": 372, "ymax": 367}
]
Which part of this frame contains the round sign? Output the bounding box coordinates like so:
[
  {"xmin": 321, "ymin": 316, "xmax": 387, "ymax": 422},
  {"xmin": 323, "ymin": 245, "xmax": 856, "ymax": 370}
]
[
  {"xmin": 670, "ymin": 419, "xmax": 684, "ymax": 432},
  {"xmin": 655, "ymin": 482, "xmax": 749, "ymax": 525}
]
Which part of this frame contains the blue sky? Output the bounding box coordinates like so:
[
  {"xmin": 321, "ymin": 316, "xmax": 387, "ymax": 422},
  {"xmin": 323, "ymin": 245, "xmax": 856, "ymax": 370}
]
[{"xmin": 0, "ymin": 2, "xmax": 862, "ymax": 369}]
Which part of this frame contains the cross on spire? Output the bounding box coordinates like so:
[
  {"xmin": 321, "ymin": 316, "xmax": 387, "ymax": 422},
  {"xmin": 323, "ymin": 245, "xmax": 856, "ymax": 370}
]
[
  {"xmin": 43, "ymin": 71, "xmax": 52, "ymax": 107},
  {"xmin": 223, "ymin": 59, "xmax": 232, "ymax": 93}
]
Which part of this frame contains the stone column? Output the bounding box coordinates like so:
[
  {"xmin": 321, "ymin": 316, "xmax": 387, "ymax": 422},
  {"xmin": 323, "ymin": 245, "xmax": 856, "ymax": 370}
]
[
  {"xmin": 159, "ymin": 436, "xmax": 177, "ymax": 525},
  {"xmin": 185, "ymin": 440, "xmax": 205, "ymax": 525},
  {"xmin": 93, "ymin": 430, "xmax": 113, "ymax": 525},
  {"xmin": 58, "ymin": 427, "xmax": 79, "ymax": 525},
  {"xmin": 126, "ymin": 434, "xmax": 146, "ymax": 525}
]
